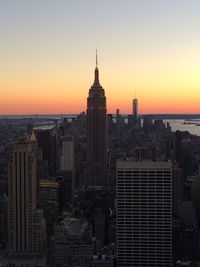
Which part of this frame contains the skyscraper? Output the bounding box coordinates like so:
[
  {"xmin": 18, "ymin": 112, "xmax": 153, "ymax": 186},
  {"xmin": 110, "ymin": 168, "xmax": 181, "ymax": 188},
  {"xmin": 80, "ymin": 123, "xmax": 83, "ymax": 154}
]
[
  {"xmin": 116, "ymin": 160, "xmax": 172, "ymax": 267},
  {"xmin": 86, "ymin": 55, "xmax": 107, "ymax": 186},
  {"xmin": 58, "ymin": 134, "xmax": 75, "ymax": 205},
  {"xmin": 60, "ymin": 134, "xmax": 74, "ymax": 174},
  {"xmin": 8, "ymin": 139, "xmax": 46, "ymax": 255},
  {"xmin": 132, "ymin": 98, "xmax": 138, "ymax": 120},
  {"xmin": 34, "ymin": 125, "xmax": 58, "ymax": 174},
  {"xmin": 39, "ymin": 179, "xmax": 59, "ymax": 234}
]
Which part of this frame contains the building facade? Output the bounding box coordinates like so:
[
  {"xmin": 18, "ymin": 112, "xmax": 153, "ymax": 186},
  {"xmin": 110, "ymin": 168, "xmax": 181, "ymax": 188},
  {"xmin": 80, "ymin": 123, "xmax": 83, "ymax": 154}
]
[
  {"xmin": 8, "ymin": 140, "xmax": 46, "ymax": 255},
  {"xmin": 39, "ymin": 179, "xmax": 59, "ymax": 234},
  {"xmin": 116, "ymin": 160, "xmax": 172, "ymax": 267},
  {"xmin": 60, "ymin": 134, "xmax": 74, "ymax": 173}
]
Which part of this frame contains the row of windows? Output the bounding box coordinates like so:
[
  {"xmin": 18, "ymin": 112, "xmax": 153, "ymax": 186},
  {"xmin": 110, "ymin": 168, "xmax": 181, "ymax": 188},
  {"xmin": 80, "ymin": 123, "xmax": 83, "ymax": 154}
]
[
  {"xmin": 117, "ymin": 170, "xmax": 171, "ymax": 173},
  {"xmin": 117, "ymin": 186, "xmax": 171, "ymax": 189},
  {"xmin": 117, "ymin": 178, "xmax": 171, "ymax": 181}
]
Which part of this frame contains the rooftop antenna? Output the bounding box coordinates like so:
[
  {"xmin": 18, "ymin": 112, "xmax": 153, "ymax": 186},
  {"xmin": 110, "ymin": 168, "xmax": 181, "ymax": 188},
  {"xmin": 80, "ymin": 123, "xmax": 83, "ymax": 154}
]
[{"xmin": 96, "ymin": 48, "xmax": 98, "ymax": 68}]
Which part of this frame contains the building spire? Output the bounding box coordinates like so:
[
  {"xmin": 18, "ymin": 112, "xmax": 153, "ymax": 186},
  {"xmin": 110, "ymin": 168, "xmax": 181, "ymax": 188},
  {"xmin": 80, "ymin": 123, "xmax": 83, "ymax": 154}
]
[
  {"xmin": 93, "ymin": 49, "xmax": 100, "ymax": 86},
  {"xmin": 96, "ymin": 48, "xmax": 98, "ymax": 68}
]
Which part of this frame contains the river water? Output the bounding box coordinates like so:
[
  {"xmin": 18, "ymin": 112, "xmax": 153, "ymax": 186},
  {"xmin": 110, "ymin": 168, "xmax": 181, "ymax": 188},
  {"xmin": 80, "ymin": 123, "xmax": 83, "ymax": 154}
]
[{"xmin": 164, "ymin": 120, "xmax": 200, "ymax": 136}]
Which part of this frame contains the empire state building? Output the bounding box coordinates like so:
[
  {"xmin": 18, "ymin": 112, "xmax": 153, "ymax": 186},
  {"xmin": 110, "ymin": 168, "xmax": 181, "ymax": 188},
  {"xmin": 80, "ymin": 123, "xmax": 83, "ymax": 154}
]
[{"xmin": 86, "ymin": 56, "xmax": 107, "ymax": 186}]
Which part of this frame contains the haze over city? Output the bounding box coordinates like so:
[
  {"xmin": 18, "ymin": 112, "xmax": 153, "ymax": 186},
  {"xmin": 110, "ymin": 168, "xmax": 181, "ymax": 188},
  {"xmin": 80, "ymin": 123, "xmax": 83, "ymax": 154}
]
[{"xmin": 1, "ymin": 0, "xmax": 200, "ymax": 114}]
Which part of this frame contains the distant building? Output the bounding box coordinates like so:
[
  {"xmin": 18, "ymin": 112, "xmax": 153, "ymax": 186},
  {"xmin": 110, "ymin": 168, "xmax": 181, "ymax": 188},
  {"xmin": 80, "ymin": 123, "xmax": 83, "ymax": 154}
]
[
  {"xmin": 107, "ymin": 114, "xmax": 113, "ymax": 134},
  {"xmin": 39, "ymin": 179, "xmax": 59, "ymax": 235},
  {"xmin": 116, "ymin": 160, "xmax": 172, "ymax": 267},
  {"xmin": 53, "ymin": 217, "xmax": 93, "ymax": 267},
  {"xmin": 92, "ymin": 254, "xmax": 114, "ymax": 267},
  {"xmin": 133, "ymin": 147, "xmax": 148, "ymax": 160},
  {"xmin": 115, "ymin": 109, "xmax": 124, "ymax": 128},
  {"xmin": 132, "ymin": 98, "xmax": 138, "ymax": 120},
  {"xmin": 143, "ymin": 115, "xmax": 153, "ymax": 133},
  {"xmin": 153, "ymin": 119, "xmax": 165, "ymax": 131},
  {"xmin": 116, "ymin": 109, "xmax": 120, "ymax": 120}
]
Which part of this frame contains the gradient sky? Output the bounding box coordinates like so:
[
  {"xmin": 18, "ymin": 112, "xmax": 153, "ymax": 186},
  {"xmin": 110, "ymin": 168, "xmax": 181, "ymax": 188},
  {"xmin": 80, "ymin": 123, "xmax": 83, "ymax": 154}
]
[{"xmin": 0, "ymin": 0, "xmax": 200, "ymax": 114}]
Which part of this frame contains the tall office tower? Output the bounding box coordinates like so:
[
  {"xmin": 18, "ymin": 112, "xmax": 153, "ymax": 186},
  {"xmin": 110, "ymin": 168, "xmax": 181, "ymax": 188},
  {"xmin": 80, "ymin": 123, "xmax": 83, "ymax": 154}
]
[
  {"xmin": 34, "ymin": 125, "xmax": 58, "ymax": 174},
  {"xmin": 58, "ymin": 134, "xmax": 75, "ymax": 204},
  {"xmin": 117, "ymin": 160, "xmax": 172, "ymax": 267},
  {"xmin": 86, "ymin": 56, "xmax": 107, "ymax": 186},
  {"xmin": 8, "ymin": 140, "xmax": 46, "ymax": 254},
  {"xmin": 132, "ymin": 98, "xmax": 138, "ymax": 120}
]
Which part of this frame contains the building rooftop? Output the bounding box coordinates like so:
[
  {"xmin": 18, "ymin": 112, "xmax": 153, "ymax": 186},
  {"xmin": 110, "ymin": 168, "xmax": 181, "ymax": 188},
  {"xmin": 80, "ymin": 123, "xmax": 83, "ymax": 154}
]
[
  {"xmin": 117, "ymin": 160, "xmax": 172, "ymax": 169},
  {"xmin": 55, "ymin": 217, "xmax": 89, "ymax": 237}
]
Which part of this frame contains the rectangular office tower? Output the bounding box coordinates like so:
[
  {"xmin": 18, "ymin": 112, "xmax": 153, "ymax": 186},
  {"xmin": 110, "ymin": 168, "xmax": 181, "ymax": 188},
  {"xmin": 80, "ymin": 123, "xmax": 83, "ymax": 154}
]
[
  {"xmin": 8, "ymin": 140, "xmax": 46, "ymax": 255},
  {"xmin": 117, "ymin": 161, "xmax": 172, "ymax": 267}
]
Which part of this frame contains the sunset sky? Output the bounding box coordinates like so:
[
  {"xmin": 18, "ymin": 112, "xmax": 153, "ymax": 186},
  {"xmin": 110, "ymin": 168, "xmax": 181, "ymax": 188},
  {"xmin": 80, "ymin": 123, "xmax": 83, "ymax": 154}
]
[{"xmin": 0, "ymin": 0, "xmax": 200, "ymax": 114}]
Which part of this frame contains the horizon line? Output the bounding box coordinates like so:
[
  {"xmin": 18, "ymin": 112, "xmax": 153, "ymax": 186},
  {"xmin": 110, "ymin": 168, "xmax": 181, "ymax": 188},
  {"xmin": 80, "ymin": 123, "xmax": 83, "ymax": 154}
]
[{"xmin": 0, "ymin": 113, "xmax": 200, "ymax": 116}]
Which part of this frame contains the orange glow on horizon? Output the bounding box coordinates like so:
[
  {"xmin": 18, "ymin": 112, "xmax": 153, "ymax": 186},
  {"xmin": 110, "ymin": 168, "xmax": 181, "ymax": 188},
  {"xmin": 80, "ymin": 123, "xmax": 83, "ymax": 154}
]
[
  {"xmin": 0, "ymin": 95, "xmax": 199, "ymax": 115},
  {"xmin": 1, "ymin": 57, "xmax": 200, "ymax": 115}
]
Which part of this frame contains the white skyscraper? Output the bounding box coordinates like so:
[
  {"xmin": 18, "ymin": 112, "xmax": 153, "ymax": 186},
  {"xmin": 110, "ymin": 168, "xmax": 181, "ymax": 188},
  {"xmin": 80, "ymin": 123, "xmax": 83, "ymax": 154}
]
[{"xmin": 117, "ymin": 160, "xmax": 172, "ymax": 267}]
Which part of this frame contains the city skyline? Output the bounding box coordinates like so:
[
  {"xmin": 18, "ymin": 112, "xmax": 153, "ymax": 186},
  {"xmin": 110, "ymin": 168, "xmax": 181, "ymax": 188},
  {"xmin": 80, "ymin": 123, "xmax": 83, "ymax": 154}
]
[{"xmin": 1, "ymin": 0, "xmax": 200, "ymax": 115}]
